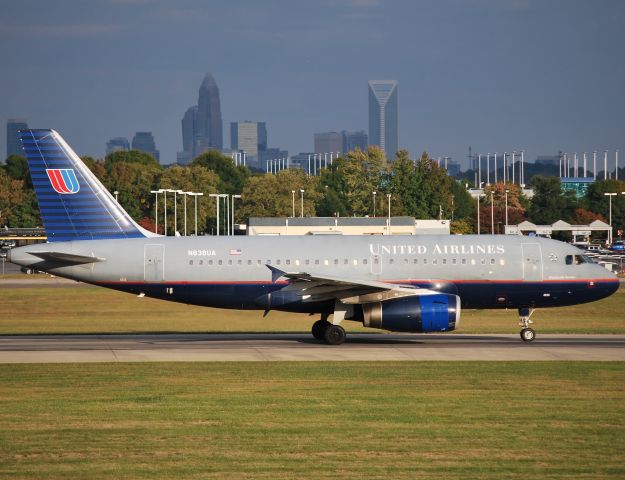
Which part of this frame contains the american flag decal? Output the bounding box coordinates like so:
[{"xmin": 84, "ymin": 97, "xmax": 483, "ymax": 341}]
[{"xmin": 229, "ymin": 249, "xmax": 242, "ymax": 255}]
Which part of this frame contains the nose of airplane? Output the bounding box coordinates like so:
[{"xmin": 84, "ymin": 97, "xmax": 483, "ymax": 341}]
[{"xmin": 591, "ymin": 265, "xmax": 620, "ymax": 300}]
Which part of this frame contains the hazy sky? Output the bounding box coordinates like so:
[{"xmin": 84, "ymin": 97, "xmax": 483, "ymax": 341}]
[{"xmin": 1, "ymin": 0, "xmax": 624, "ymax": 168}]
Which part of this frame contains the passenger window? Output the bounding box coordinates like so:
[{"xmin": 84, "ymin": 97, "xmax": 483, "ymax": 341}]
[
  {"xmin": 343, "ymin": 259, "xmax": 348, "ymax": 265},
  {"xmin": 218, "ymin": 260, "xmax": 222, "ymax": 265},
  {"xmin": 404, "ymin": 258, "xmax": 409, "ymax": 264},
  {"xmin": 389, "ymin": 259, "xmax": 394, "ymax": 264},
  {"xmin": 363, "ymin": 259, "xmax": 368, "ymax": 265},
  {"xmin": 481, "ymin": 258, "xmax": 486, "ymax": 265},
  {"xmin": 442, "ymin": 259, "xmax": 447, "ymax": 265},
  {"xmin": 413, "ymin": 259, "xmax": 418, "ymax": 264},
  {"xmin": 295, "ymin": 260, "xmax": 300, "ymax": 266},
  {"xmin": 315, "ymin": 259, "xmax": 320, "ymax": 265},
  {"xmin": 461, "ymin": 259, "xmax": 466, "ymax": 265},
  {"xmin": 353, "ymin": 259, "xmax": 358, "ymax": 266},
  {"xmin": 490, "ymin": 258, "xmax": 495, "ymax": 265},
  {"xmin": 199, "ymin": 260, "xmax": 204, "ymax": 265},
  {"xmin": 324, "ymin": 260, "xmax": 329, "ymax": 266},
  {"xmin": 286, "ymin": 259, "xmax": 291, "ymax": 265},
  {"xmin": 237, "ymin": 260, "xmax": 242, "ymax": 265},
  {"xmin": 499, "ymin": 259, "xmax": 505, "ymax": 266},
  {"xmin": 452, "ymin": 259, "xmax": 457, "ymax": 265},
  {"xmin": 266, "ymin": 260, "xmax": 271, "ymax": 265},
  {"xmin": 276, "ymin": 260, "xmax": 281, "ymax": 265},
  {"xmin": 305, "ymin": 259, "xmax": 310, "ymax": 265},
  {"xmin": 432, "ymin": 259, "xmax": 437, "ymax": 265},
  {"xmin": 247, "ymin": 260, "xmax": 252, "ymax": 265},
  {"xmin": 424, "ymin": 258, "xmax": 428, "ymax": 264},
  {"xmin": 228, "ymin": 260, "xmax": 232, "ymax": 265},
  {"xmin": 334, "ymin": 259, "xmax": 339, "ymax": 265},
  {"xmin": 209, "ymin": 260, "xmax": 213, "ymax": 265},
  {"xmin": 189, "ymin": 260, "xmax": 193, "ymax": 265}
]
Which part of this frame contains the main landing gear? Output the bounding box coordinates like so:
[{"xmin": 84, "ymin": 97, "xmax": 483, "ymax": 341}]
[
  {"xmin": 518, "ymin": 307, "xmax": 536, "ymax": 342},
  {"xmin": 311, "ymin": 314, "xmax": 346, "ymax": 345}
]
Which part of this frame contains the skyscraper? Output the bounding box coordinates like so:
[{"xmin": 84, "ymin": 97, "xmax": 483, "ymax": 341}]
[
  {"xmin": 105, "ymin": 137, "xmax": 130, "ymax": 156},
  {"xmin": 6, "ymin": 118, "xmax": 28, "ymax": 158},
  {"xmin": 230, "ymin": 121, "xmax": 267, "ymax": 162},
  {"xmin": 132, "ymin": 132, "xmax": 160, "ymax": 161},
  {"xmin": 196, "ymin": 73, "xmax": 223, "ymax": 153},
  {"xmin": 341, "ymin": 130, "xmax": 368, "ymax": 154},
  {"xmin": 182, "ymin": 105, "xmax": 198, "ymax": 157},
  {"xmin": 314, "ymin": 132, "xmax": 342, "ymax": 154},
  {"xmin": 368, "ymin": 80, "xmax": 398, "ymax": 159}
]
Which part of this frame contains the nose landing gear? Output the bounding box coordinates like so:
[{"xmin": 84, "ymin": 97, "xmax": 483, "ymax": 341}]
[{"xmin": 519, "ymin": 307, "xmax": 536, "ymax": 342}]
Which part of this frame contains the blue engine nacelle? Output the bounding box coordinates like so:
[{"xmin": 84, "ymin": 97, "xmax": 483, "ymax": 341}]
[{"xmin": 361, "ymin": 294, "xmax": 461, "ymax": 333}]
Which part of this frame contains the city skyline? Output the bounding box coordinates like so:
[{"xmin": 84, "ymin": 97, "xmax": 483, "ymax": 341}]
[{"xmin": 1, "ymin": 1, "xmax": 624, "ymax": 167}]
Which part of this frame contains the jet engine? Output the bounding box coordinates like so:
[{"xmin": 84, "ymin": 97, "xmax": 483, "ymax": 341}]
[{"xmin": 361, "ymin": 293, "xmax": 460, "ymax": 333}]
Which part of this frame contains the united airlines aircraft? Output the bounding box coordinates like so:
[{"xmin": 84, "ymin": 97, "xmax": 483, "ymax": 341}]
[{"xmin": 7, "ymin": 130, "xmax": 620, "ymax": 344}]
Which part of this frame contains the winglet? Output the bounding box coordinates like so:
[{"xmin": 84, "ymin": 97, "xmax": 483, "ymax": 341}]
[{"xmin": 266, "ymin": 264, "xmax": 287, "ymax": 283}]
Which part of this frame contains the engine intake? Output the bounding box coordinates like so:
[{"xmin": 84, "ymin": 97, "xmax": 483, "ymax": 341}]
[{"xmin": 362, "ymin": 293, "xmax": 460, "ymax": 333}]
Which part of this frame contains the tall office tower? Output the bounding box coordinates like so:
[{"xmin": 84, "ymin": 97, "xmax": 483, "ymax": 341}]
[
  {"xmin": 6, "ymin": 118, "xmax": 28, "ymax": 158},
  {"xmin": 341, "ymin": 130, "xmax": 368, "ymax": 154},
  {"xmin": 105, "ymin": 137, "xmax": 130, "ymax": 156},
  {"xmin": 132, "ymin": 132, "xmax": 160, "ymax": 161},
  {"xmin": 368, "ymin": 80, "xmax": 398, "ymax": 159},
  {"xmin": 314, "ymin": 132, "xmax": 342, "ymax": 154},
  {"xmin": 230, "ymin": 121, "xmax": 267, "ymax": 163},
  {"xmin": 196, "ymin": 73, "xmax": 223, "ymax": 153},
  {"xmin": 182, "ymin": 106, "xmax": 198, "ymax": 157}
]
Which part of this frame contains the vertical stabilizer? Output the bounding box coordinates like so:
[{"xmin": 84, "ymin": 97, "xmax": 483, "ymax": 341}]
[{"xmin": 20, "ymin": 129, "xmax": 151, "ymax": 242}]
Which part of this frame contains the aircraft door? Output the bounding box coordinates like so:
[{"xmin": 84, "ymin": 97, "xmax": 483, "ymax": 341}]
[
  {"xmin": 144, "ymin": 244, "xmax": 165, "ymax": 282},
  {"xmin": 521, "ymin": 243, "xmax": 543, "ymax": 281},
  {"xmin": 370, "ymin": 254, "xmax": 382, "ymax": 276}
]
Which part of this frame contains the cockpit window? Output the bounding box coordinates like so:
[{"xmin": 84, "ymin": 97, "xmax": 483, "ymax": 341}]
[{"xmin": 565, "ymin": 254, "xmax": 589, "ymax": 265}]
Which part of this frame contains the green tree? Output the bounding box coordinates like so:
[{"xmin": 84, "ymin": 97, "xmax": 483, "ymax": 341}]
[
  {"xmin": 0, "ymin": 169, "xmax": 39, "ymax": 227},
  {"xmin": 582, "ymin": 179, "xmax": 625, "ymax": 234},
  {"xmin": 336, "ymin": 146, "xmax": 388, "ymax": 216},
  {"xmin": 239, "ymin": 170, "xmax": 319, "ymax": 219},
  {"xmin": 3, "ymin": 155, "xmax": 31, "ymax": 188},
  {"xmin": 527, "ymin": 176, "xmax": 578, "ymax": 225},
  {"xmin": 105, "ymin": 150, "xmax": 160, "ymax": 167},
  {"xmin": 191, "ymin": 150, "xmax": 250, "ymax": 194}
]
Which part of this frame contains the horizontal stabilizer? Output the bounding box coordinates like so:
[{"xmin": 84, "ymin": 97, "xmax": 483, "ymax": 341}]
[{"xmin": 28, "ymin": 251, "xmax": 105, "ymax": 265}]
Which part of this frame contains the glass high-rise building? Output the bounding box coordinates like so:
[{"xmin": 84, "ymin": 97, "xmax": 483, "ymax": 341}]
[
  {"xmin": 314, "ymin": 132, "xmax": 342, "ymax": 155},
  {"xmin": 341, "ymin": 130, "xmax": 368, "ymax": 155},
  {"xmin": 230, "ymin": 121, "xmax": 267, "ymax": 160},
  {"xmin": 196, "ymin": 73, "xmax": 223, "ymax": 153},
  {"xmin": 132, "ymin": 132, "xmax": 160, "ymax": 161},
  {"xmin": 105, "ymin": 137, "xmax": 130, "ymax": 156},
  {"xmin": 368, "ymin": 80, "xmax": 398, "ymax": 159},
  {"xmin": 6, "ymin": 118, "xmax": 28, "ymax": 158},
  {"xmin": 182, "ymin": 105, "xmax": 198, "ymax": 158}
]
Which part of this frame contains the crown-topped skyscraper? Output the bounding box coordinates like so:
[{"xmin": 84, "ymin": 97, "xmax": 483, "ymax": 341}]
[{"xmin": 196, "ymin": 73, "xmax": 223, "ymax": 153}]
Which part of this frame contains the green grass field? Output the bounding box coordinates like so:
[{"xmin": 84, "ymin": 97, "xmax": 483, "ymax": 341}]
[
  {"xmin": 1, "ymin": 281, "xmax": 624, "ymax": 334},
  {"xmin": 0, "ymin": 362, "xmax": 623, "ymax": 479}
]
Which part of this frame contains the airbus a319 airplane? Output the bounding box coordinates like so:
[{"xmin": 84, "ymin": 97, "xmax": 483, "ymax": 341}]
[{"xmin": 8, "ymin": 130, "xmax": 620, "ymax": 344}]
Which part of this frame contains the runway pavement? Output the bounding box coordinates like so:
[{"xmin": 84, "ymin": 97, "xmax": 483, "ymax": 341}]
[{"xmin": 1, "ymin": 333, "xmax": 624, "ymax": 362}]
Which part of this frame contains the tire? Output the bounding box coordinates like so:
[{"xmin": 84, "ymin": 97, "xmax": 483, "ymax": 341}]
[
  {"xmin": 520, "ymin": 328, "xmax": 535, "ymax": 342},
  {"xmin": 312, "ymin": 320, "xmax": 329, "ymax": 341},
  {"xmin": 324, "ymin": 324, "xmax": 346, "ymax": 345}
]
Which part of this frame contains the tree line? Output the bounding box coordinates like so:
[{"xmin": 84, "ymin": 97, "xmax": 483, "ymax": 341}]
[{"xmin": 1, "ymin": 146, "xmax": 624, "ymax": 241}]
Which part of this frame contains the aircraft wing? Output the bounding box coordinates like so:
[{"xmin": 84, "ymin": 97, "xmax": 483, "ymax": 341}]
[{"xmin": 266, "ymin": 265, "xmax": 435, "ymax": 304}]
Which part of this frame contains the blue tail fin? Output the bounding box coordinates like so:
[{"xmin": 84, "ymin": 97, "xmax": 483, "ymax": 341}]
[{"xmin": 20, "ymin": 129, "xmax": 149, "ymax": 242}]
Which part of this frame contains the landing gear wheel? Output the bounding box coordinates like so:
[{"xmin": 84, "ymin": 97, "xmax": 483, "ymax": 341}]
[
  {"xmin": 323, "ymin": 324, "xmax": 346, "ymax": 345},
  {"xmin": 520, "ymin": 328, "xmax": 535, "ymax": 342},
  {"xmin": 312, "ymin": 319, "xmax": 330, "ymax": 341}
]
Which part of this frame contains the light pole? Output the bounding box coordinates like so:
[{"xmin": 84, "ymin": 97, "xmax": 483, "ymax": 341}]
[
  {"xmin": 387, "ymin": 193, "xmax": 392, "ymax": 235},
  {"xmin": 504, "ymin": 189, "xmax": 510, "ymax": 230},
  {"xmin": 477, "ymin": 192, "xmax": 485, "ymax": 235},
  {"xmin": 209, "ymin": 193, "xmax": 220, "ymax": 236},
  {"xmin": 173, "ymin": 190, "xmax": 183, "ymax": 236},
  {"xmin": 291, "ymin": 190, "xmax": 295, "ymax": 217},
  {"xmin": 188, "ymin": 192, "xmax": 203, "ymax": 235},
  {"xmin": 113, "ymin": 190, "xmax": 119, "ymax": 203},
  {"xmin": 150, "ymin": 189, "xmax": 163, "ymax": 234},
  {"xmin": 163, "ymin": 189, "xmax": 168, "ymax": 236},
  {"xmin": 300, "ymin": 189, "xmax": 305, "ymax": 218},
  {"xmin": 372, "ymin": 191, "xmax": 377, "ymax": 217},
  {"xmin": 605, "ymin": 192, "xmax": 617, "ymax": 245},
  {"xmin": 221, "ymin": 194, "xmax": 230, "ymax": 235},
  {"xmin": 183, "ymin": 192, "xmax": 191, "ymax": 236},
  {"xmin": 232, "ymin": 194, "xmax": 241, "ymax": 234},
  {"xmin": 490, "ymin": 190, "xmax": 494, "ymax": 235}
]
